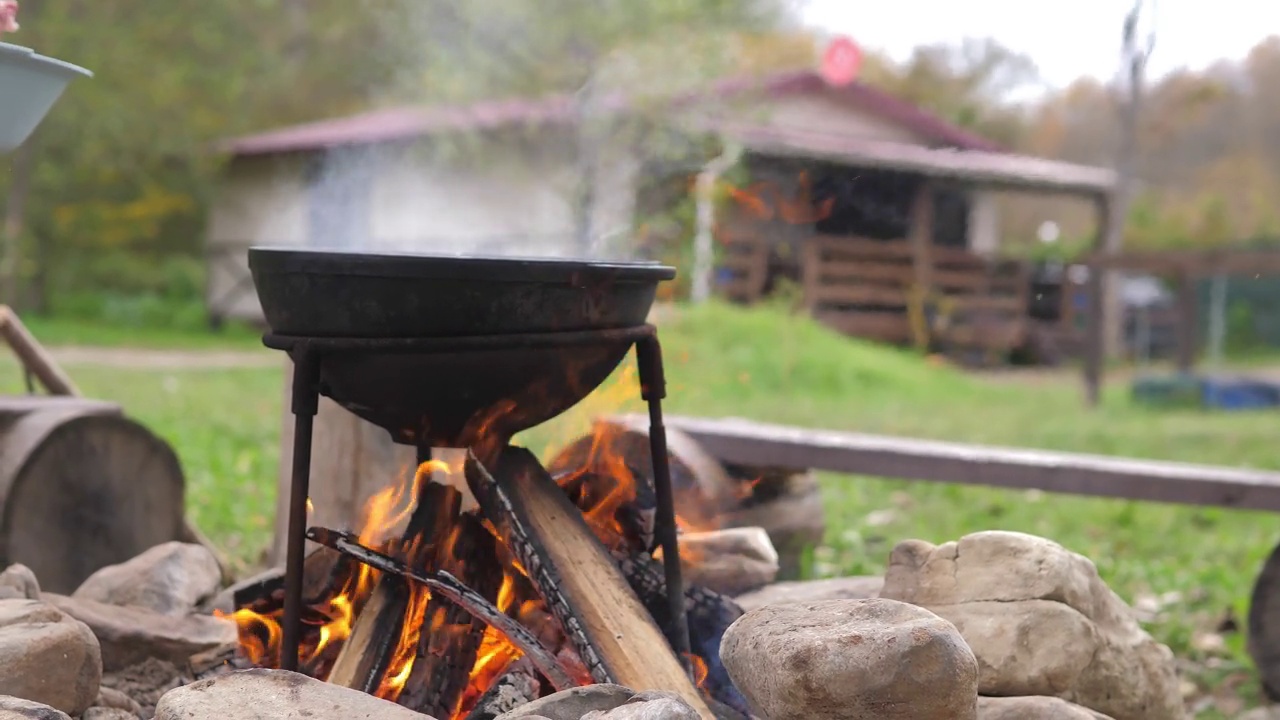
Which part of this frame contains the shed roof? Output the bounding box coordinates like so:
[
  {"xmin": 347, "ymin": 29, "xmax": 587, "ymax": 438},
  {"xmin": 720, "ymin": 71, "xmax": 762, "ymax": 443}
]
[
  {"xmin": 220, "ymin": 69, "xmax": 1002, "ymax": 157},
  {"xmin": 713, "ymin": 122, "xmax": 1116, "ymax": 197}
]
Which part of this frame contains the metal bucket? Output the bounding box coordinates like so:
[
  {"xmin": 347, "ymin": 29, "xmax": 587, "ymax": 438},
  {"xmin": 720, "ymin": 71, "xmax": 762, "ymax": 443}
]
[{"xmin": 0, "ymin": 41, "xmax": 91, "ymax": 152}]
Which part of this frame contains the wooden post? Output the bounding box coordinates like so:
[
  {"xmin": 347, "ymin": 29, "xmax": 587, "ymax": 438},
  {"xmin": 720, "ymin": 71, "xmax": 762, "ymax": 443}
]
[
  {"xmin": 0, "ymin": 305, "xmax": 80, "ymax": 396},
  {"xmin": 271, "ymin": 358, "xmax": 417, "ymax": 565},
  {"xmin": 1083, "ymin": 195, "xmax": 1111, "ymax": 407},
  {"xmin": 1174, "ymin": 268, "xmax": 1199, "ymax": 373},
  {"xmin": 908, "ymin": 180, "xmax": 935, "ymax": 352}
]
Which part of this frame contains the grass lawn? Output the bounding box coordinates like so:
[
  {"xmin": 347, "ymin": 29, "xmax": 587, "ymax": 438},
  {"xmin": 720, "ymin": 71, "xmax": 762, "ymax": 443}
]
[{"xmin": 2, "ymin": 301, "xmax": 1275, "ymax": 715}]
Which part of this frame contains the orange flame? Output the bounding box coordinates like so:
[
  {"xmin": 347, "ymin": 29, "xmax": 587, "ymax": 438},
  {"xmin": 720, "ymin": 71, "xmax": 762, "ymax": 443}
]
[{"xmin": 221, "ymin": 366, "xmax": 728, "ymax": 717}]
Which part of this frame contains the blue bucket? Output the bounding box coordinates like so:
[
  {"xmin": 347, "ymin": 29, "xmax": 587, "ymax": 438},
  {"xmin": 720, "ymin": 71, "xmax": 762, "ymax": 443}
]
[{"xmin": 0, "ymin": 42, "xmax": 91, "ymax": 152}]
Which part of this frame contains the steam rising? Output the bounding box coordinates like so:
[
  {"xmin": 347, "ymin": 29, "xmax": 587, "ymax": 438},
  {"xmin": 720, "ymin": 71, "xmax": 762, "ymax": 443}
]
[{"xmin": 288, "ymin": 0, "xmax": 802, "ymax": 263}]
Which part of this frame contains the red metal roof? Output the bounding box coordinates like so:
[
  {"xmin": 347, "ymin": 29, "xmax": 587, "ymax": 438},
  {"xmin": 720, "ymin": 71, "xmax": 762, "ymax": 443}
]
[{"xmin": 220, "ymin": 69, "xmax": 1003, "ymax": 157}]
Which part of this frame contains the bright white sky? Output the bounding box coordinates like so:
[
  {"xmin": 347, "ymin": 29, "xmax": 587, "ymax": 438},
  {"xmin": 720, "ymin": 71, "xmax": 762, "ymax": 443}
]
[{"xmin": 803, "ymin": 0, "xmax": 1280, "ymax": 97}]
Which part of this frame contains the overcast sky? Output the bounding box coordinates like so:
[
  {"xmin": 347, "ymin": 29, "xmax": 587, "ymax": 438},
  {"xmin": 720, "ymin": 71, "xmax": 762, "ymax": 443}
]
[{"xmin": 802, "ymin": 1, "xmax": 1280, "ymax": 97}]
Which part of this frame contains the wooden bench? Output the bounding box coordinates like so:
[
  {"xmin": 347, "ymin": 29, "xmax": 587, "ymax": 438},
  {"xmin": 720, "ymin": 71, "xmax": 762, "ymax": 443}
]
[
  {"xmin": 612, "ymin": 413, "xmax": 1280, "ymax": 694},
  {"xmin": 643, "ymin": 414, "xmax": 1280, "ymax": 511}
]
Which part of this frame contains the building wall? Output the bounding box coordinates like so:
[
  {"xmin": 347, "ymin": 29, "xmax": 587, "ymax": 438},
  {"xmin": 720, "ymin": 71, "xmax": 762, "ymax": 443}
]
[
  {"xmin": 370, "ymin": 129, "xmax": 640, "ymax": 259},
  {"xmin": 204, "ymin": 127, "xmax": 643, "ymax": 323},
  {"xmin": 205, "ymin": 154, "xmax": 309, "ymax": 323},
  {"xmin": 967, "ymin": 190, "xmax": 1001, "ymax": 256}
]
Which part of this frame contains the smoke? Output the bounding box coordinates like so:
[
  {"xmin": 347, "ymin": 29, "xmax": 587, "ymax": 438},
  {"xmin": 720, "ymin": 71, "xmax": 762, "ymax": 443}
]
[{"xmin": 279, "ymin": 0, "xmax": 800, "ymax": 263}]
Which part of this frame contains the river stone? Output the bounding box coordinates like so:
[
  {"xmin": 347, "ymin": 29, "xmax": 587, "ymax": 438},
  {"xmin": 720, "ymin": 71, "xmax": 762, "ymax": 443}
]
[
  {"xmin": 0, "ymin": 600, "xmax": 101, "ymax": 716},
  {"xmin": 733, "ymin": 576, "xmax": 883, "ymax": 612},
  {"xmin": 880, "ymin": 531, "xmax": 1184, "ymax": 720},
  {"xmin": 73, "ymin": 542, "xmax": 222, "ymax": 616},
  {"xmin": 0, "ymin": 565, "xmax": 39, "ymax": 601},
  {"xmin": 0, "ymin": 696, "xmax": 72, "ymax": 720},
  {"xmin": 154, "ymin": 669, "xmax": 436, "ymax": 719},
  {"xmin": 495, "ymin": 684, "xmax": 635, "ymax": 720},
  {"xmin": 43, "ymin": 593, "xmax": 235, "ymax": 672},
  {"xmin": 719, "ymin": 597, "xmax": 978, "ymax": 720},
  {"xmin": 978, "ymin": 696, "xmax": 1115, "ymax": 719}
]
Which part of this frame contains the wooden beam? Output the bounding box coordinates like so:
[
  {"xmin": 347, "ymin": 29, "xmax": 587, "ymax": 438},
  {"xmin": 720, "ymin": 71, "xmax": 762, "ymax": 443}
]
[
  {"xmin": 0, "ymin": 305, "xmax": 80, "ymax": 396},
  {"xmin": 1087, "ymin": 247, "xmax": 1280, "ymax": 277},
  {"xmin": 630, "ymin": 414, "xmax": 1280, "ymax": 513},
  {"xmin": 1083, "ymin": 196, "xmax": 1110, "ymax": 407}
]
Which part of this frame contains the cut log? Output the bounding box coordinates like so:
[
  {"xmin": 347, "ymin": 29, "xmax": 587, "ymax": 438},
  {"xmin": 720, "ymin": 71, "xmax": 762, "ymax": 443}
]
[
  {"xmin": 326, "ymin": 574, "xmax": 411, "ymax": 693},
  {"xmin": 272, "ymin": 357, "xmax": 418, "ymax": 564},
  {"xmin": 399, "ymin": 512, "xmax": 502, "ymax": 719},
  {"xmin": 0, "ymin": 402, "xmax": 187, "ymax": 594},
  {"xmin": 465, "ymin": 447, "xmax": 714, "ymax": 719},
  {"xmin": 328, "ymin": 480, "xmax": 461, "ymax": 693}
]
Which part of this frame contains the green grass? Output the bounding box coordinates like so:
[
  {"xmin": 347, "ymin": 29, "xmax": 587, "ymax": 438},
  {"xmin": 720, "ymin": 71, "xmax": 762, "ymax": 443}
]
[
  {"xmin": 15, "ymin": 314, "xmax": 264, "ymax": 349},
  {"xmin": 2, "ymin": 301, "xmax": 1274, "ymax": 715}
]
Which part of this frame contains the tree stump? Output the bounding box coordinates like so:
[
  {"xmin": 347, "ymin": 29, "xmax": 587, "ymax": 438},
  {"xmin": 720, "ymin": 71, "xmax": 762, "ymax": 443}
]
[
  {"xmin": 0, "ymin": 398, "xmax": 187, "ymax": 593},
  {"xmin": 271, "ymin": 358, "xmax": 417, "ymax": 565}
]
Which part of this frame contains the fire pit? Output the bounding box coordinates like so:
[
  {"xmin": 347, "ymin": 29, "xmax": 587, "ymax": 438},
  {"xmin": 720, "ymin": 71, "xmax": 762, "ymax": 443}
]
[{"xmin": 246, "ymin": 248, "xmax": 725, "ymax": 718}]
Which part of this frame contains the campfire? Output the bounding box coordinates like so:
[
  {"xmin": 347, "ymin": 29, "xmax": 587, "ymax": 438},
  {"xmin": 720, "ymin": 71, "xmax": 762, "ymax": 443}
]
[
  {"xmin": 220, "ymin": 248, "xmax": 745, "ymax": 720},
  {"xmin": 219, "ymin": 419, "xmax": 745, "ymax": 719}
]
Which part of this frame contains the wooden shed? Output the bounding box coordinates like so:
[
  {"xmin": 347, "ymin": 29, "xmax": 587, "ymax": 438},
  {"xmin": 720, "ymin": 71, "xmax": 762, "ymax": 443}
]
[{"xmin": 699, "ymin": 123, "xmax": 1117, "ymax": 364}]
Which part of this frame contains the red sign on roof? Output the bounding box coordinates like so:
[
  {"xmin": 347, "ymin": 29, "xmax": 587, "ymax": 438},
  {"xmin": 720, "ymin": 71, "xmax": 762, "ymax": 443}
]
[{"xmin": 821, "ymin": 36, "xmax": 862, "ymax": 87}]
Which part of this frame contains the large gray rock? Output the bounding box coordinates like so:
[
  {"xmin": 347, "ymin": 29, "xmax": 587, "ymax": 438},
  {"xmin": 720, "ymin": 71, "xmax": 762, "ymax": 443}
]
[
  {"xmin": 733, "ymin": 576, "xmax": 883, "ymax": 612},
  {"xmin": 73, "ymin": 542, "xmax": 221, "ymax": 616},
  {"xmin": 719, "ymin": 598, "xmax": 978, "ymax": 720},
  {"xmin": 880, "ymin": 531, "xmax": 1184, "ymax": 720},
  {"xmin": 154, "ymin": 669, "xmax": 436, "ymax": 720},
  {"xmin": 43, "ymin": 593, "xmax": 235, "ymax": 672},
  {"xmin": 581, "ymin": 690, "xmax": 700, "ymax": 720},
  {"xmin": 0, "ymin": 565, "xmax": 39, "ymax": 601},
  {"xmin": 0, "ymin": 696, "xmax": 72, "ymax": 720},
  {"xmin": 978, "ymin": 696, "xmax": 1114, "ymax": 719},
  {"xmin": 0, "ymin": 600, "xmax": 101, "ymax": 716},
  {"xmin": 495, "ymin": 685, "xmax": 635, "ymax": 720}
]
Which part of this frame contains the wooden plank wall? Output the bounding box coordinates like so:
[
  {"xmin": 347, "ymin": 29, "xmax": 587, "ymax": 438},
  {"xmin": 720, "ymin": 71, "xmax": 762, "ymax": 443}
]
[
  {"xmin": 800, "ymin": 236, "xmax": 1031, "ymax": 358},
  {"xmin": 713, "ymin": 225, "xmax": 770, "ymax": 304}
]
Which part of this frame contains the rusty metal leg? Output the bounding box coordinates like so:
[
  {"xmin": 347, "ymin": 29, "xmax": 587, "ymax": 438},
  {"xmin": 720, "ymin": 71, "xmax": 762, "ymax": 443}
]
[
  {"xmin": 281, "ymin": 348, "xmax": 320, "ymax": 672},
  {"xmin": 635, "ymin": 334, "xmax": 692, "ymax": 671}
]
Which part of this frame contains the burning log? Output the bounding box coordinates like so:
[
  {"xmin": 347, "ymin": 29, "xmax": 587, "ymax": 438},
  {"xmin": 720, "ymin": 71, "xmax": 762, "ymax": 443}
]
[
  {"xmin": 328, "ymin": 479, "xmax": 462, "ymax": 694},
  {"xmin": 464, "ymin": 447, "xmax": 714, "ymax": 719},
  {"xmin": 305, "ymin": 527, "xmax": 574, "ymax": 692},
  {"xmin": 398, "ymin": 513, "xmax": 502, "ymax": 718}
]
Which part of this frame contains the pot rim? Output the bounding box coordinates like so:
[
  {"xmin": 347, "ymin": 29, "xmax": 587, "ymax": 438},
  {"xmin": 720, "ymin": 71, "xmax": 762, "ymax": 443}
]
[{"xmin": 0, "ymin": 40, "xmax": 92, "ymax": 79}]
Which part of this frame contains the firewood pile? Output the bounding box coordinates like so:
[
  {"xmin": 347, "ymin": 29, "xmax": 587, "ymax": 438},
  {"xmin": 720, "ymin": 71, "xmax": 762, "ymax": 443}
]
[{"xmin": 0, "ymin": 423, "xmax": 1191, "ymax": 720}]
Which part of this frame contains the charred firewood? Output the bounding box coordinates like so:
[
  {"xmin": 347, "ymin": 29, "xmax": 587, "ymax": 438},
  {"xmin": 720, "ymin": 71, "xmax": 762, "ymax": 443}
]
[
  {"xmin": 306, "ymin": 527, "xmax": 575, "ymax": 691},
  {"xmin": 462, "ymin": 659, "xmax": 541, "ymax": 720},
  {"xmin": 398, "ymin": 513, "xmax": 502, "ymax": 718},
  {"xmin": 464, "ymin": 448, "xmax": 713, "ymax": 718},
  {"xmin": 328, "ymin": 481, "xmax": 462, "ymax": 693},
  {"xmin": 613, "ymin": 551, "xmax": 751, "ymax": 718}
]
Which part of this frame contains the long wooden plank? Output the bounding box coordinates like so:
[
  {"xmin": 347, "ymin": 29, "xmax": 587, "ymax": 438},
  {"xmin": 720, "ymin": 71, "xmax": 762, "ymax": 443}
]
[
  {"xmin": 465, "ymin": 448, "xmax": 714, "ymax": 719},
  {"xmin": 628, "ymin": 415, "xmax": 1280, "ymax": 512},
  {"xmin": 0, "ymin": 305, "xmax": 80, "ymax": 396}
]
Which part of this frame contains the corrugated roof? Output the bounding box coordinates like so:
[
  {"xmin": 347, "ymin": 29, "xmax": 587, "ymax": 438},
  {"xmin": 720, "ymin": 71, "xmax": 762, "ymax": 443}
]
[
  {"xmin": 715, "ymin": 122, "xmax": 1115, "ymax": 196},
  {"xmin": 220, "ymin": 69, "xmax": 1003, "ymax": 157}
]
